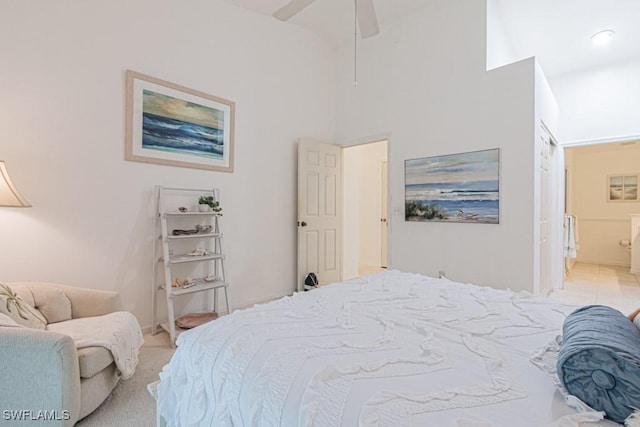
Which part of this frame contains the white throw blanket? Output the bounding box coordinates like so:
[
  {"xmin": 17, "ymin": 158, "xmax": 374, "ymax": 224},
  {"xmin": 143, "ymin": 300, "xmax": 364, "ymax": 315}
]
[{"xmin": 47, "ymin": 311, "xmax": 143, "ymax": 379}]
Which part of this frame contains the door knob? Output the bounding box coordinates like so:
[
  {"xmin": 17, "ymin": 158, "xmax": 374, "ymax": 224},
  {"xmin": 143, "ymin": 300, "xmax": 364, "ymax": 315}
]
[
  {"xmin": 381, "ymin": 218, "xmax": 387, "ymax": 223},
  {"xmin": 301, "ymin": 221, "xmax": 308, "ymax": 227}
]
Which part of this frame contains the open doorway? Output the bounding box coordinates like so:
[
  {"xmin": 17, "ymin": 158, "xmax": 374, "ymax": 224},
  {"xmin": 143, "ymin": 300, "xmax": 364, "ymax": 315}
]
[
  {"xmin": 558, "ymin": 139, "xmax": 640, "ymax": 313},
  {"xmin": 342, "ymin": 140, "xmax": 388, "ymax": 279}
]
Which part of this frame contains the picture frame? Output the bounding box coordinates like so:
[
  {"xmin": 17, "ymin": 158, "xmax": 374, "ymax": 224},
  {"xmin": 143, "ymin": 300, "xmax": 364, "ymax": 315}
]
[
  {"xmin": 607, "ymin": 174, "xmax": 638, "ymax": 202},
  {"xmin": 125, "ymin": 70, "xmax": 235, "ymax": 172},
  {"xmin": 405, "ymin": 148, "xmax": 500, "ymax": 224}
]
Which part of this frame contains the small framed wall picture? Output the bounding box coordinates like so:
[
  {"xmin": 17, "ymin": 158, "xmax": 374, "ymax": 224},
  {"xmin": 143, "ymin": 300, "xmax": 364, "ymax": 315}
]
[
  {"xmin": 125, "ymin": 70, "xmax": 235, "ymax": 172},
  {"xmin": 608, "ymin": 174, "xmax": 638, "ymax": 201}
]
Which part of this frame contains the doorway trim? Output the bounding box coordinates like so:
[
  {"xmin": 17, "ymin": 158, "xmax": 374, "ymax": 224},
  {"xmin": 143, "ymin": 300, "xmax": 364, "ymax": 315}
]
[{"xmin": 561, "ymin": 133, "xmax": 640, "ymax": 148}]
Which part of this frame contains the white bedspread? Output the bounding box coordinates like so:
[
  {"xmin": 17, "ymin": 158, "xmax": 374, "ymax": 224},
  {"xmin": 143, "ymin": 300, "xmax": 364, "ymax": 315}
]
[
  {"xmin": 157, "ymin": 270, "xmax": 612, "ymax": 426},
  {"xmin": 47, "ymin": 311, "xmax": 144, "ymax": 379}
]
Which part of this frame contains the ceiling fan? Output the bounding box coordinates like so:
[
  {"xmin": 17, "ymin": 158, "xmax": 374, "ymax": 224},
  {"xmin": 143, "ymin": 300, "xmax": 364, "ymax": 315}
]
[{"xmin": 273, "ymin": 0, "xmax": 380, "ymax": 38}]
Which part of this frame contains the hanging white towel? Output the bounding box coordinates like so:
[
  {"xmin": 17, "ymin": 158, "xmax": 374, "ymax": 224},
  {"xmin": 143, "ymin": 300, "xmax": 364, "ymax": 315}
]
[{"xmin": 563, "ymin": 215, "xmax": 577, "ymax": 258}]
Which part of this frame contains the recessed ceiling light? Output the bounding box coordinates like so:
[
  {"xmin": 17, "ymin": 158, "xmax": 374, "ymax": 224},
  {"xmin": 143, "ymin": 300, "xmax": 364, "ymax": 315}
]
[{"xmin": 591, "ymin": 30, "xmax": 615, "ymax": 46}]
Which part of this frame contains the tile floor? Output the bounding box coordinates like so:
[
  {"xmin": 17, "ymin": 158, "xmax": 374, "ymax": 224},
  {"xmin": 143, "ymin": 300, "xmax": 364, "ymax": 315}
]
[{"xmin": 549, "ymin": 262, "xmax": 640, "ymax": 316}]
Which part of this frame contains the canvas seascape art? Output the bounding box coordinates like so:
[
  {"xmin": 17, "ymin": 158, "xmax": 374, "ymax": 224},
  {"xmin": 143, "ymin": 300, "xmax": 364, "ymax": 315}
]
[
  {"xmin": 142, "ymin": 90, "xmax": 224, "ymax": 160},
  {"xmin": 405, "ymin": 149, "xmax": 500, "ymax": 224}
]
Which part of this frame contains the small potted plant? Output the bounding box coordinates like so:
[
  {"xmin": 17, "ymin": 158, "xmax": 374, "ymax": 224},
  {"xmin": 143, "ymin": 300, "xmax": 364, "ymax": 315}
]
[
  {"xmin": 198, "ymin": 195, "xmax": 223, "ymax": 215},
  {"xmin": 198, "ymin": 196, "xmax": 212, "ymax": 212}
]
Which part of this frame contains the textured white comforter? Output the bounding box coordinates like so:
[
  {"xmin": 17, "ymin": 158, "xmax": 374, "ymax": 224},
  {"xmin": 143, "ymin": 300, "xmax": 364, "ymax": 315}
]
[{"xmin": 157, "ymin": 270, "xmax": 612, "ymax": 426}]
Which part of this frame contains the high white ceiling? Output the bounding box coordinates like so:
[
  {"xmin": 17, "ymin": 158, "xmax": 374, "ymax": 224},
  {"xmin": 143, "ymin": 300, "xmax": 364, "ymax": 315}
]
[
  {"xmin": 494, "ymin": 0, "xmax": 640, "ymax": 77},
  {"xmin": 221, "ymin": 0, "xmax": 640, "ymax": 77}
]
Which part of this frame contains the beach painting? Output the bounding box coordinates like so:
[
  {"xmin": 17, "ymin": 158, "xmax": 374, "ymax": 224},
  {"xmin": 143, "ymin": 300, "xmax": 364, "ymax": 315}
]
[
  {"xmin": 405, "ymin": 148, "xmax": 500, "ymax": 224},
  {"xmin": 126, "ymin": 71, "xmax": 235, "ymax": 172},
  {"xmin": 608, "ymin": 175, "xmax": 638, "ymax": 201}
]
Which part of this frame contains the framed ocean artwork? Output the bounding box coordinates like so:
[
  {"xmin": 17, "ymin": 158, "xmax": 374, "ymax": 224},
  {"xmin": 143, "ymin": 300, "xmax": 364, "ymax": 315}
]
[
  {"xmin": 405, "ymin": 148, "xmax": 500, "ymax": 224},
  {"xmin": 125, "ymin": 70, "xmax": 235, "ymax": 172}
]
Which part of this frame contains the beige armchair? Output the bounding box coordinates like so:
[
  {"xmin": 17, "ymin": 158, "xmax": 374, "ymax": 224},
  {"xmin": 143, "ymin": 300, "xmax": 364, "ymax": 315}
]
[{"xmin": 0, "ymin": 282, "xmax": 140, "ymax": 426}]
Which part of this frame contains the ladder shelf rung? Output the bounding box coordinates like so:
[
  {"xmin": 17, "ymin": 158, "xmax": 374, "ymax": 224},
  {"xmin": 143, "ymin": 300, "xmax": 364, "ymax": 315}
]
[
  {"xmin": 170, "ymin": 280, "xmax": 228, "ymax": 296},
  {"xmin": 158, "ymin": 253, "xmax": 224, "ymax": 264},
  {"xmin": 165, "ymin": 232, "xmax": 222, "ymax": 240},
  {"xmin": 165, "ymin": 212, "xmax": 223, "ymax": 217}
]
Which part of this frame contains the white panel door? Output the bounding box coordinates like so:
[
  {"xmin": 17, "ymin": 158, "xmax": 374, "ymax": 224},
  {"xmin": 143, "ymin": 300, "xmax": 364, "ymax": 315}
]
[{"xmin": 298, "ymin": 139, "xmax": 342, "ymax": 291}]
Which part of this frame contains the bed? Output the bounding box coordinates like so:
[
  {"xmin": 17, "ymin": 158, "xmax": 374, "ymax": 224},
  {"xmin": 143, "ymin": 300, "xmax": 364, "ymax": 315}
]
[{"xmin": 157, "ymin": 270, "xmax": 617, "ymax": 426}]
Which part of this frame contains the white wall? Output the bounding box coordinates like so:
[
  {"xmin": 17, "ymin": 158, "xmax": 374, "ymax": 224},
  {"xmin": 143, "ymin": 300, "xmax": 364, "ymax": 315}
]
[
  {"xmin": 486, "ymin": 0, "xmax": 519, "ymax": 71},
  {"xmin": 549, "ymin": 59, "xmax": 640, "ymax": 143},
  {"xmin": 0, "ymin": 0, "xmax": 336, "ymax": 328},
  {"xmin": 335, "ymin": 0, "xmax": 539, "ymax": 292},
  {"xmin": 565, "ymin": 143, "xmax": 640, "ymax": 267},
  {"xmin": 342, "ymin": 141, "xmax": 387, "ymax": 279}
]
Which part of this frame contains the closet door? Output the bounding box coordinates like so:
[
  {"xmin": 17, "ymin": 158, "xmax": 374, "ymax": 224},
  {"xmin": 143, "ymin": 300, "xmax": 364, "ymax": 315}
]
[{"xmin": 539, "ymin": 127, "xmax": 553, "ymax": 296}]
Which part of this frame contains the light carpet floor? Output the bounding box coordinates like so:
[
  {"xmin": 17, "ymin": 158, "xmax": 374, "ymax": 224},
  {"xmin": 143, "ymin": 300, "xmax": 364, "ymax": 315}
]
[{"xmin": 76, "ymin": 332, "xmax": 174, "ymax": 427}]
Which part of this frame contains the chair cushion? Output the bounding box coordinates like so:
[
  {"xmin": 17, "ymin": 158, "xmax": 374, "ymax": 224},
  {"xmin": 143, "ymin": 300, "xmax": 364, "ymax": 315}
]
[
  {"xmin": 47, "ymin": 318, "xmax": 116, "ymax": 378},
  {"xmin": 0, "ymin": 283, "xmax": 47, "ymax": 329},
  {"xmin": 77, "ymin": 346, "xmax": 115, "ymax": 379},
  {"xmin": 28, "ymin": 285, "xmax": 72, "ymax": 324},
  {"xmin": 47, "ymin": 312, "xmax": 142, "ymax": 380}
]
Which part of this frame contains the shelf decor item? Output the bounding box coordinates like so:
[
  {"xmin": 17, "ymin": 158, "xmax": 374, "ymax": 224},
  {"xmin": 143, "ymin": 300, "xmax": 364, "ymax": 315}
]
[
  {"xmin": 198, "ymin": 195, "xmax": 222, "ymax": 214},
  {"xmin": 125, "ymin": 70, "xmax": 235, "ymax": 172},
  {"xmin": 175, "ymin": 312, "xmax": 218, "ymax": 329}
]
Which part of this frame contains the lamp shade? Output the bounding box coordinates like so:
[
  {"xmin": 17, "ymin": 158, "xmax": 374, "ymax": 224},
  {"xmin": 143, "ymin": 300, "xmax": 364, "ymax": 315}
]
[{"xmin": 0, "ymin": 161, "xmax": 31, "ymax": 207}]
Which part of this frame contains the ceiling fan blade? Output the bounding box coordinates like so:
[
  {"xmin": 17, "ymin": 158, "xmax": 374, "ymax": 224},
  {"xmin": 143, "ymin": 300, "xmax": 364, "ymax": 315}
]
[
  {"xmin": 356, "ymin": 0, "xmax": 380, "ymax": 38},
  {"xmin": 273, "ymin": 0, "xmax": 316, "ymax": 21}
]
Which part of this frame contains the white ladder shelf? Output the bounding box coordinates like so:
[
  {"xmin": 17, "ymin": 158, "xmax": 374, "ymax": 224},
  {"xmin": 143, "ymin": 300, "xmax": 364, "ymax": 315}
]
[{"xmin": 151, "ymin": 186, "xmax": 232, "ymax": 347}]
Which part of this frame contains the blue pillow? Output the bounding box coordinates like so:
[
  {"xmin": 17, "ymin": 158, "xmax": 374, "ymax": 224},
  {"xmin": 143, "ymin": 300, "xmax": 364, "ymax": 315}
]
[{"xmin": 557, "ymin": 305, "xmax": 640, "ymax": 423}]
